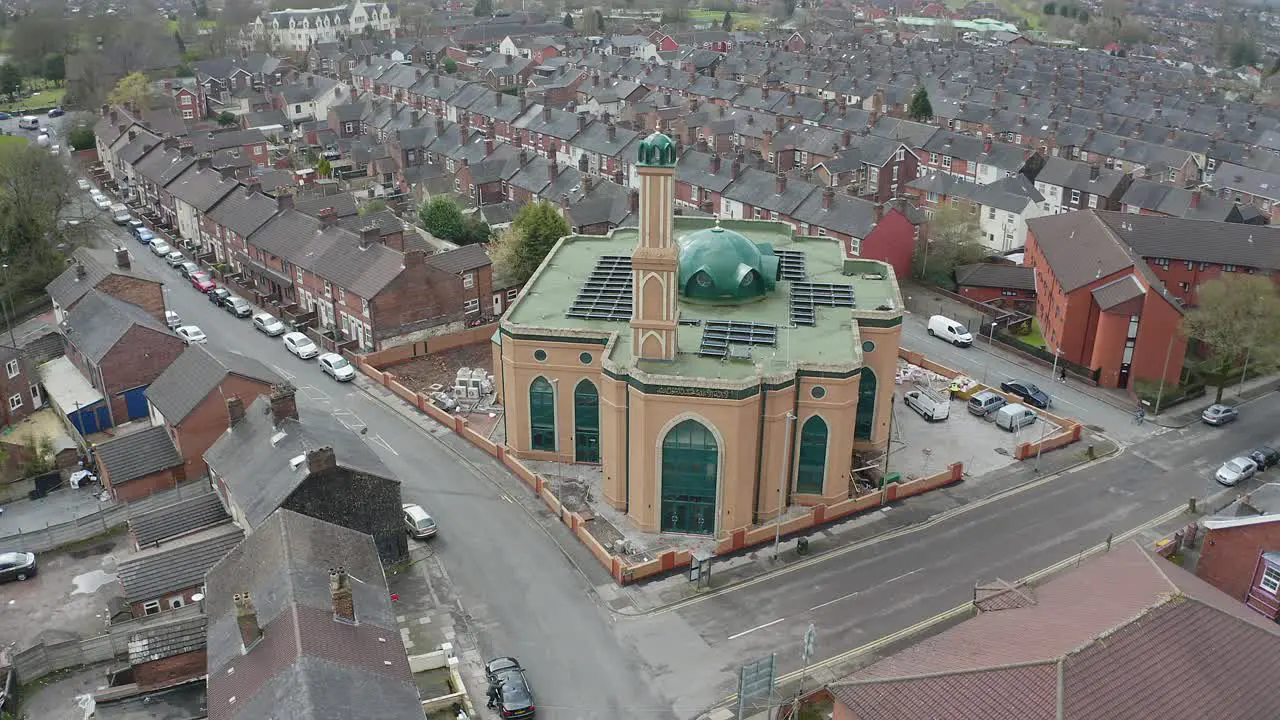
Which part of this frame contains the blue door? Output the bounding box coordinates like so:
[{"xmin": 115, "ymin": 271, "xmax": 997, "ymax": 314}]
[
  {"xmin": 122, "ymin": 387, "xmax": 149, "ymax": 420},
  {"xmin": 71, "ymin": 402, "xmax": 107, "ymax": 435}
]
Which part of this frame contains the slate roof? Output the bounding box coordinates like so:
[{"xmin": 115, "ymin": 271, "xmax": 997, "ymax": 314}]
[
  {"xmin": 46, "ymin": 247, "xmax": 161, "ymax": 313},
  {"xmin": 206, "ymin": 183, "xmax": 281, "ymax": 238},
  {"xmin": 130, "ymin": 489, "xmax": 231, "ymax": 548},
  {"xmin": 1215, "ymin": 161, "xmax": 1280, "ymax": 201},
  {"xmin": 128, "ymin": 614, "xmax": 208, "ymax": 665},
  {"xmin": 1035, "ymin": 156, "xmax": 1128, "ymax": 197},
  {"xmin": 1025, "ymin": 212, "xmax": 1142, "ymax": 292},
  {"xmin": 204, "ymin": 394, "xmax": 393, "ymax": 529},
  {"xmin": 723, "ymin": 168, "xmax": 816, "ymax": 215},
  {"xmin": 1118, "ymin": 179, "xmax": 1250, "ymax": 222},
  {"xmin": 63, "ymin": 290, "xmax": 173, "ymax": 364},
  {"xmin": 191, "ymin": 129, "xmax": 269, "ymax": 154},
  {"xmin": 146, "ymin": 345, "xmax": 280, "ymax": 425},
  {"xmin": 955, "ymin": 263, "xmax": 1036, "ymax": 291},
  {"xmin": 829, "ymin": 542, "xmax": 1280, "ymax": 720},
  {"xmin": 294, "ymin": 191, "xmax": 359, "ymax": 218},
  {"xmin": 792, "ymin": 190, "xmax": 880, "ymax": 238},
  {"xmin": 96, "ymin": 425, "xmax": 184, "ymax": 486},
  {"xmin": 1090, "ymin": 273, "xmax": 1146, "ymax": 311},
  {"xmin": 923, "ymin": 131, "xmax": 1032, "ymax": 172},
  {"xmin": 1096, "ymin": 211, "xmax": 1280, "ymax": 270},
  {"xmin": 424, "ymin": 244, "xmax": 490, "ymax": 275},
  {"xmin": 909, "ymin": 171, "xmax": 1041, "ymax": 213},
  {"xmin": 133, "ymin": 146, "xmax": 195, "ymax": 188},
  {"xmin": 166, "ymin": 165, "xmax": 238, "ymax": 212},
  {"xmin": 117, "ymin": 524, "xmax": 245, "ymax": 604},
  {"xmin": 205, "ymin": 509, "xmax": 420, "ymax": 720}
]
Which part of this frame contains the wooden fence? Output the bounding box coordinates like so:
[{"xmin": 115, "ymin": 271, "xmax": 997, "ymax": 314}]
[{"xmin": 0, "ymin": 483, "xmax": 211, "ymax": 553}]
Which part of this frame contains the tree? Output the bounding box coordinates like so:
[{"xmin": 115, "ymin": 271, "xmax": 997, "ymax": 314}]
[
  {"xmin": 582, "ymin": 7, "xmax": 606, "ymax": 34},
  {"xmin": 459, "ymin": 213, "xmax": 492, "ymax": 245},
  {"xmin": 1182, "ymin": 275, "xmax": 1280, "ymax": 403},
  {"xmin": 420, "ymin": 196, "xmax": 466, "ymax": 242},
  {"xmin": 474, "ymin": 0, "xmax": 493, "ymax": 15},
  {"xmin": 21, "ymin": 435, "xmax": 56, "ymax": 476},
  {"xmin": 216, "ymin": 111, "xmax": 238, "ymax": 127},
  {"xmin": 317, "ymin": 157, "xmax": 332, "ymax": 179},
  {"xmin": 492, "ymin": 201, "xmax": 570, "ymax": 285},
  {"xmin": 107, "ymin": 72, "xmax": 155, "ymax": 111},
  {"xmin": 1042, "ymin": 1, "xmax": 1056, "ymax": 14},
  {"xmin": 68, "ymin": 122, "xmax": 96, "ymax": 151},
  {"xmin": 564, "ymin": 12, "xmax": 574, "ymax": 28},
  {"xmin": 0, "ymin": 64, "xmax": 21, "ymax": 99},
  {"xmin": 1229, "ymin": 39, "xmax": 1260, "ymax": 68},
  {"xmin": 908, "ymin": 86, "xmax": 933, "ymax": 122},
  {"xmin": 42, "ymin": 54, "xmax": 65, "ymax": 85},
  {"xmin": 914, "ymin": 204, "xmax": 987, "ymax": 287},
  {"xmin": 0, "ymin": 143, "xmax": 76, "ymax": 299},
  {"xmin": 722, "ymin": 10, "xmax": 733, "ymax": 30},
  {"xmin": 359, "ymin": 198, "xmax": 388, "ymax": 215},
  {"xmin": 443, "ymin": 57, "xmax": 458, "ymax": 74}
]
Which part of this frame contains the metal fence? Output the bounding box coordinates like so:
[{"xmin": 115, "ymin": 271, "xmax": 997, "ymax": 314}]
[{"xmin": 0, "ymin": 482, "xmax": 211, "ymax": 553}]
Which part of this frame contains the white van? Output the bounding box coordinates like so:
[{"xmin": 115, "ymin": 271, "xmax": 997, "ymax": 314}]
[
  {"xmin": 903, "ymin": 386, "xmax": 949, "ymax": 421},
  {"xmin": 995, "ymin": 403, "xmax": 1038, "ymax": 432},
  {"xmin": 17, "ymin": 116, "xmax": 39, "ymax": 130},
  {"xmin": 927, "ymin": 315, "xmax": 973, "ymax": 347}
]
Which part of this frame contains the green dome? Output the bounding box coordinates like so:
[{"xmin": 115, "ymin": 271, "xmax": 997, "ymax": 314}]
[
  {"xmin": 677, "ymin": 225, "xmax": 780, "ymax": 301},
  {"xmin": 637, "ymin": 132, "xmax": 678, "ymax": 167}
]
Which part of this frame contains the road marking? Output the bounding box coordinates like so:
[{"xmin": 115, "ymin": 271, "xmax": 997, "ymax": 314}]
[
  {"xmin": 727, "ymin": 618, "xmax": 784, "ymax": 640},
  {"xmin": 331, "ymin": 408, "xmax": 366, "ymax": 431},
  {"xmin": 807, "ymin": 568, "xmax": 921, "ymax": 613},
  {"xmin": 371, "ymin": 434, "xmax": 398, "ymax": 455},
  {"xmin": 301, "ymin": 385, "xmax": 330, "ymax": 402},
  {"xmin": 270, "ymin": 365, "xmax": 296, "ymax": 381}
]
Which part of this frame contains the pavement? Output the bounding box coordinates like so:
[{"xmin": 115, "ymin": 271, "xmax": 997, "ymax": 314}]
[{"xmin": 0, "ymin": 486, "xmax": 110, "ymax": 537}]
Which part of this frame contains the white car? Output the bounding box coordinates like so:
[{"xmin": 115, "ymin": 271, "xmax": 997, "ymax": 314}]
[
  {"xmin": 92, "ymin": 195, "xmax": 112, "ymax": 210},
  {"xmin": 319, "ymin": 352, "xmax": 356, "ymax": 382},
  {"xmin": 1216, "ymin": 456, "xmax": 1258, "ymax": 486},
  {"xmin": 77, "ymin": 178, "xmax": 92, "ymax": 191},
  {"xmin": 165, "ymin": 310, "xmax": 181, "ymax": 329},
  {"xmin": 252, "ymin": 313, "xmax": 286, "ymax": 336},
  {"xmin": 149, "ymin": 241, "xmax": 172, "ymax": 256},
  {"xmin": 283, "ymin": 331, "xmax": 319, "ymax": 359},
  {"xmin": 175, "ymin": 325, "xmax": 207, "ymax": 345}
]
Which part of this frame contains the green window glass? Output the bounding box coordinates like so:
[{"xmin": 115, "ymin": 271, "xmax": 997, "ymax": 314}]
[
  {"xmin": 573, "ymin": 380, "xmax": 600, "ymax": 463},
  {"xmin": 855, "ymin": 367, "xmax": 877, "ymax": 440},
  {"xmin": 796, "ymin": 416, "xmax": 828, "ymax": 494},
  {"xmin": 529, "ymin": 377, "xmax": 555, "ymax": 451},
  {"xmin": 660, "ymin": 420, "xmax": 718, "ymax": 535}
]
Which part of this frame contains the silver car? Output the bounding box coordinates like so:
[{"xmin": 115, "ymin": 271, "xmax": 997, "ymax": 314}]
[
  {"xmin": 319, "ymin": 352, "xmax": 356, "ymax": 381},
  {"xmin": 252, "ymin": 313, "xmax": 286, "ymax": 336},
  {"xmin": 1202, "ymin": 404, "xmax": 1239, "ymax": 426},
  {"xmin": 1216, "ymin": 456, "xmax": 1257, "ymax": 486}
]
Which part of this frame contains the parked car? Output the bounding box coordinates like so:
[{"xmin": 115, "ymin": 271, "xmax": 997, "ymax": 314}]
[
  {"xmin": 178, "ymin": 261, "xmax": 200, "ymax": 278},
  {"xmin": 485, "ymin": 657, "xmax": 535, "ymax": 719},
  {"xmin": 134, "ymin": 227, "xmax": 155, "ymax": 244},
  {"xmin": 47, "ymin": 107, "xmax": 64, "ymax": 117},
  {"xmin": 999, "ymin": 380, "xmax": 1051, "ymax": 409},
  {"xmin": 0, "ymin": 551, "xmax": 37, "ymax": 583},
  {"xmin": 402, "ymin": 503, "xmax": 437, "ymax": 539},
  {"xmin": 319, "ymin": 352, "xmax": 356, "ymax": 381},
  {"xmin": 902, "ymin": 387, "xmax": 949, "ymax": 421},
  {"xmin": 252, "ymin": 313, "xmax": 286, "ymax": 336},
  {"xmin": 995, "ymin": 403, "xmax": 1038, "ymax": 432},
  {"xmin": 92, "ymin": 195, "xmax": 112, "ymax": 211},
  {"xmin": 189, "ymin": 272, "xmax": 216, "ymax": 293},
  {"xmin": 165, "ymin": 310, "xmax": 182, "ymax": 329},
  {"xmin": 175, "ymin": 325, "xmax": 207, "ymax": 345},
  {"xmin": 967, "ymin": 390, "xmax": 1007, "ymax": 417},
  {"xmin": 224, "ymin": 296, "xmax": 252, "ymax": 318},
  {"xmin": 76, "ymin": 178, "xmax": 92, "ymax": 191},
  {"xmin": 111, "ymin": 210, "xmax": 132, "ymax": 226},
  {"xmin": 927, "ymin": 314, "xmax": 973, "ymax": 347},
  {"xmin": 165, "ymin": 250, "xmax": 185, "ymax": 267},
  {"xmin": 1202, "ymin": 404, "xmax": 1238, "ymax": 426},
  {"xmin": 1215, "ymin": 456, "xmax": 1258, "ymax": 486},
  {"xmin": 1250, "ymin": 446, "xmax": 1280, "ymax": 471},
  {"xmin": 208, "ymin": 287, "xmax": 232, "ymax": 307},
  {"xmin": 283, "ymin": 331, "xmax": 319, "ymax": 359},
  {"xmin": 149, "ymin": 240, "xmax": 172, "ymax": 257},
  {"xmin": 127, "ymin": 218, "xmax": 145, "ymax": 231},
  {"xmin": 0, "ymin": 112, "xmax": 10, "ymax": 120}
]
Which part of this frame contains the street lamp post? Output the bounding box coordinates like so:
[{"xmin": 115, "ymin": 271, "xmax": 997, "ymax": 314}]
[
  {"xmin": 773, "ymin": 411, "xmax": 797, "ymax": 562},
  {"xmin": 1033, "ymin": 417, "xmax": 1050, "ymax": 472},
  {"xmin": 982, "ymin": 319, "xmax": 1000, "ymax": 384},
  {"xmin": 0, "ymin": 263, "xmax": 15, "ymax": 347},
  {"xmin": 1239, "ymin": 345, "xmax": 1252, "ymax": 396},
  {"xmin": 1152, "ymin": 333, "xmax": 1178, "ymax": 416},
  {"xmin": 1050, "ymin": 346, "xmax": 1063, "ymax": 382}
]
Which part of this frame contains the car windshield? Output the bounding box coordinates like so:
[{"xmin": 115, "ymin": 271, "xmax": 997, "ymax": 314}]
[
  {"xmin": 1227, "ymin": 460, "xmax": 1248, "ymax": 472},
  {"xmin": 416, "ymin": 517, "xmax": 435, "ymax": 530},
  {"xmin": 330, "ymin": 357, "xmax": 350, "ymax": 370},
  {"xmin": 497, "ymin": 671, "xmax": 532, "ymax": 706},
  {"xmin": 0, "ymin": 552, "xmax": 23, "ymax": 564}
]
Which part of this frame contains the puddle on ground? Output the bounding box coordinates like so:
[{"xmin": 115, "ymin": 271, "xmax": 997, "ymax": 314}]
[{"xmin": 71, "ymin": 569, "xmax": 117, "ymax": 595}]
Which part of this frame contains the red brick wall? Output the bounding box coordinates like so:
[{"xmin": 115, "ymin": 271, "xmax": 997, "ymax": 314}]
[
  {"xmin": 94, "ymin": 275, "xmax": 167, "ymax": 325},
  {"xmin": 856, "ymin": 208, "xmax": 916, "ymax": 282},
  {"xmin": 172, "ymin": 375, "xmax": 275, "ymax": 479},
  {"xmin": 105, "ymin": 465, "xmax": 186, "ymax": 503},
  {"xmin": 135, "ymin": 649, "xmax": 207, "ymax": 690},
  {"xmin": 1197, "ymin": 523, "xmax": 1280, "ymax": 602},
  {"xmin": 369, "ymin": 253, "xmax": 465, "ymax": 347},
  {"xmin": 101, "ymin": 326, "xmax": 186, "ymax": 423},
  {"xmin": 128, "ymin": 585, "xmax": 204, "ymax": 616},
  {"xmin": 957, "ymin": 286, "xmax": 1035, "ymax": 303}
]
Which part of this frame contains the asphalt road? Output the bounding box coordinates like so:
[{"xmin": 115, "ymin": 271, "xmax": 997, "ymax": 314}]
[
  {"xmin": 648, "ymin": 391, "xmax": 1280, "ymax": 701},
  {"xmin": 105, "ymin": 218, "xmax": 674, "ymax": 720},
  {"xmin": 898, "ymin": 309, "xmax": 1157, "ymax": 445}
]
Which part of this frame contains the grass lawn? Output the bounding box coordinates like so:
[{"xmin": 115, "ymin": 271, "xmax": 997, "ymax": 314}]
[
  {"xmin": 167, "ymin": 18, "xmax": 218, "ymax": 34},
  {"xmin": 687, "ymin": 9, "xmax": 766, "ymax": 31},
  {"xmin": 0, "ymin": 87, "xmax": 65, "ymax": 113},
  {"xmin": 0, "ymin": 135, "xmax": 24, "ymax": 147},
  {"xmin": 1021, "ymin": 317, "xmax": 1047, "ymax": 348}
]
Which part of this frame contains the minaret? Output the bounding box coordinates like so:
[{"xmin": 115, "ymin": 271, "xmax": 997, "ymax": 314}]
[{"xmin": 630, "ymin": 132, "xmax": 680, "ymax": 361}]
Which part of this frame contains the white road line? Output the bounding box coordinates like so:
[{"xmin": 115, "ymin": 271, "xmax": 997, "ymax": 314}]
[
  {"xmin": 808, "ymin": 568, "xmax": 921, "ymax": 612},
  {"xmin": 727, "ymin": 617, "xmax": 784, "ymax": 640},
  {"xmin": 372, "ymin": 435, "xmax": 398, "ymax": 455},
  {"xmin": 270, "ymin": 365, "xmax": 296, "ymax": 381},
  {"xmin": 301, "ymin": 385, "xmax": 330, "ymax": 402}
]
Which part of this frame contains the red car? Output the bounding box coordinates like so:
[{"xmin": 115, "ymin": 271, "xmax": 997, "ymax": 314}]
[{"xmin": 189, "ymin": 271, "xmax": 216, "ymax": 293}]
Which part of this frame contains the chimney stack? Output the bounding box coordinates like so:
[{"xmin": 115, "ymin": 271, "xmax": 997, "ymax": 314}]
[
  {"xmin": 318, "ymin": 207, "xmax": 338, "ymax": 228},
  {"xmin": 226, "ymin": 396, "xmax": 245, "ymax": 426},
  {"xmin": 1190, "ymin": 189, "xmax": 1201, "ymax": 208},
  {"xmin": 1090, "ymin": 164, "xmax": 1100, "ymax": 181},
  {"xmin": 270, "ymin": 383, "xmax": 298, "ymax": 426},
  {"xmin": 484, "ymin": 135, "xmax": 494, "ymax": 155},
  {"xmin": 775, "ymin": 172, "xmax": 786, "ymax": 195},
  {"xmin": 732, "ymin": 154, "xmax": 743, "ymax": 179},
  {"xmin": 277, "ymin": 192, "xmax": 294, "ymax": 212},
  {"xmin": 873, "ymin": 204, "xmax": 883, "ymax": 224},
  {"xmin": 435, "ymin": 116, "xmax": 445, "ymax": 137},
  {"xmin": 711, "ymin": 153, "xmax": 721, "ymax": 173},
  {"xmin": 578, "ymin": 112, "xmax": 587, "ymax": 133},
  {"xmin": 330, "ymin": 568, "xmax": 355, "ymax": 623},
  {"xmin": 114, "ymin": 247, "xmax": 130, "ymax": 270},
  {"xmin": 608, "ymin": 123, "xmax": 617, "ymax": 141},
  {"xmin": 548, "ymin": 159, "xmax": 558, "ymax": 183},
  {"xmin": 307, "ymin": 446, "xmax": 337, "ymax": 474},
  {"xmin": 983, "ymin": 137, "xmax": 993, "ymax": 154},
  {"xmin": 775, "ymin": 115, "xmax": 785, "ymax": 131},
  {"xmin": 629, "ymin": 188, "xmax": 639, "ymax": 214},
  {"xmin": 360, "ymin": 224, "xmax": 380, "ymax": 248},
  {"xmin": 75, "ymin": 263, "xmax": 87, "ymax": 279},
  {"xmin": 234, "ymin": 593, "xmax": 262, "ymax": 651},
  {"xmin": 822, "ymin": 187, "xmax": 834, "ymax": 210},
  {"xmin": 542, "ymin": 105, "xmax": 552, "ymax": 122}
]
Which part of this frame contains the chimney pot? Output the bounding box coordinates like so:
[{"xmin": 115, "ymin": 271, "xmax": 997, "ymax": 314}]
[
  {"xmin": 226, "ymin": 396, "xmax": 245, "ymax": 426},
  {"xmin": 277, "ymin": 192, "xmax": 294, "ymax": 212},
  {"xmin": 548, "ymin": 159, "xmax": 558, "ymax": 182},
  {"xmin": 873, "ymin": 204, "xmax": 883, "ymax": 223},
  {"xmin": 330, "ymin": 567, "xmax": 355, "ymax": 623},
  {"xmin": 360, "ymin": 224, "xmax": 380, "ymax": 248},
  {"xmin": 308, "ymin": 446, "xmax": 337, "ymax": 475},
  {"xmin": 776, "ymin": 172, "xmax": 786, "ymax": 195},
  {"xmin": 234, "ymin": 593, "xmax": 262, "ymax": 651},
  {"xmin": 822, "ymin": 187, "xmax": 834, "ymax": 210},
  {"xmin": 543, "ymin": 105, "xmax": 551, "ymax": 122},
  {"xmin": 270, "ymin": 383, "xmax": 298, "ymax": 426}
]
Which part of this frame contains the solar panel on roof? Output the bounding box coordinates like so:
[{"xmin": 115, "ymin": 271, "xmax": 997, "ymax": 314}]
[
  {"xmin": 698, "ymin": 321, "xmax": 778, "ymax": 358},
  {"xmin": 566, "ymin": 255, "xmax": 634, "ymax": 321},
  {"xmin": 775, "ymin": 249, "xmax": 808, "ymax": 281},
  {"xmin": 790, "ymin": 282, "xmax": 856, "ymax": 326}
]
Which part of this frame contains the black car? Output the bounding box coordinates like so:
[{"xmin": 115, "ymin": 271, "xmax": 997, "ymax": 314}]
[
  {"xmin": 0, "ymin": 551, "xmax": 36, "ymax": 583},
  {"xmin": 1250, "ymin": 446, "xmax": 1280, "ymax": 471},
  {"xmin": 208, "ymin": 287, "xmax": 232, "ymax": 307},
  {"xmin": 1000, "ymin": 380, "xmax": 1051, "ymax": 409},
  {"xmin": 485, "ymin": 657, "xmax": 535, "ymax": 718}
]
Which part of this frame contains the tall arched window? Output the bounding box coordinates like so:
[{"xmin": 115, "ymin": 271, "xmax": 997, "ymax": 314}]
[
  {"xmin": 796, "ymin": 416, "xmax": 828, "ymax": 494},
  {"xmin": 661, "ymin": 420, "xmax": 719, "ymax": 535},
  {"xmin": 529, "ymin": 377, "xmax": 555, "ymax": 451},
  {"xmin": 573, "ymin": 380, "xmax": 600, "ymax": 463},
  {"xmin": 855, "ymin": 367, "xmax": 877, "ymax": 440}
]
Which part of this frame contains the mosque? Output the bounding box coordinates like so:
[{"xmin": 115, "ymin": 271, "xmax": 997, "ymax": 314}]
[{"xmin": 494, "ymin": 132, "xmax": 904, "ymax": 537}]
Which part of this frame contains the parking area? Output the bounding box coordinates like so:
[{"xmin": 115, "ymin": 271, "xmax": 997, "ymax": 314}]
[{"xmin": 0, "ymin": 528, "xmax": 127, "ymax": 653}]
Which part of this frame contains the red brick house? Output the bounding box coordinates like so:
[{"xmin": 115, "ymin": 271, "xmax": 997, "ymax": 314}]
[
  {"xmin": 94, "ymin": 425, "xmax": 187, "ymax": 502},
  {"xmin": 47, "ymin": 247, "xmax": 167, "ymax": 327},
  {"xmin": 1197, "ymin": 512, "xmax": 1280, "ymax": 610},
  {"xmin": 424, "ymin": 244, "xmax": 497, "ymax": 320},
  {"xmin": 127, "ymin": 615, "xmax": 208, "ymax": 691},
  {"xmin": 116, "ymin": 523, "xmax": 244, "ymax": 616},
  {"xmin": 954, "ymin": 263, "xmax": 1037, "ymax": 308},
  {"xmin": 145, "ymin": 345, "xmax": 281, "ymax": 481}
]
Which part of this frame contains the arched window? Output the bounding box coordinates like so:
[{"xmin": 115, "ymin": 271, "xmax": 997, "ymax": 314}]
[
  {"xmin": 855, "ymin": 368, "xmax": 877, "ymax": 440},
  {"xmin": 661, "ymin": 420, "xmax": 719, "ymax": 535},
  {"xmin": 573, "ymin": 380, "xmax": 600, "ymax": 463},
  {"xmin": 529, "ymin": 377, "xmax": 555, "ymax": 451},
  {"xmin": 796, "ymin": 416, "xmax": 828, "ymax": 494}
]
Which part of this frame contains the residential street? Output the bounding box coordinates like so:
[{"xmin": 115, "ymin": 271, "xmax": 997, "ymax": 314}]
[{"xmin": 115, "ymin": 226, "xmax": 674, "ymax": 720}]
